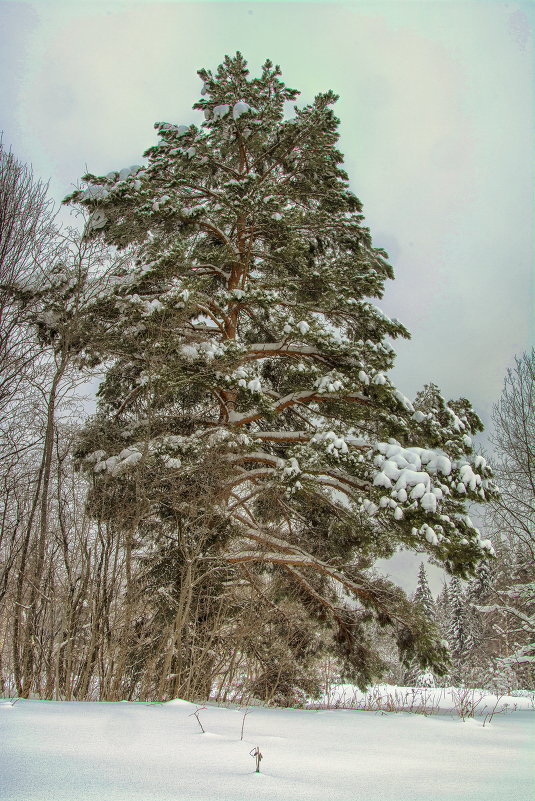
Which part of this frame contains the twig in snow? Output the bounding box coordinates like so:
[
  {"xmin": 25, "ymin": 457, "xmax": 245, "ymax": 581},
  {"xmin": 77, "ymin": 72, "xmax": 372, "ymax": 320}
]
[
  {"xmin": 240, "ymin": 708, "xmax": 250, "ymax": 740},
  {"xmin": 249, "ymin": 745, "xmax": 263, "ymax": 772},
  {"xmin": 483, "ymin": 695, "xmax": 505, "ymax": 727},
  {"xmin": 189, "ymin": 706, "xmax": 206, "ymax": 733}
]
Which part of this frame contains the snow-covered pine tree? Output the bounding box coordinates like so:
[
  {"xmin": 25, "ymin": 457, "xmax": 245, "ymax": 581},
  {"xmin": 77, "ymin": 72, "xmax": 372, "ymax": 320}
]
[
  {"xmin": 447, "ymin": 575, "xmax": 475, "ymax": 683},
  {"xmin": 64, "ymin": 54, "xmax": 496, "ymax": 695},
  {"xmin": 435, "ymin": 581, "xmax": 450, "ymax": 633},
  {"xmin": 414, "ymin": 563, "xmax": 435, "ymax": 621},
  {"xmin": 464, "ymin": 559, "xmax": 491, "ymax": 656},
  {"xmin": 403, "ymin": 562, "xmax": 437, "ymax": 685},
  {"xmin": 468, "ymin": 559, "xmax": 491, "ymax": 602}
]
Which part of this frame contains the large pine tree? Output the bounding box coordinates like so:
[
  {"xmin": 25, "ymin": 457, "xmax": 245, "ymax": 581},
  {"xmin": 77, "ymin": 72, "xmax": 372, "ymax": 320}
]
[{"xmin": 65, "ymin": 54, "xmax": 495, "ymax": 697}]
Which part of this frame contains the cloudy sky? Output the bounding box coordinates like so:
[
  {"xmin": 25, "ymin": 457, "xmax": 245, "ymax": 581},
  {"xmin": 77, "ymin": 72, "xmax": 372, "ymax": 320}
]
[{"xmin": 1, "ymin": 0, "xmax": 533, "ymax": 587}]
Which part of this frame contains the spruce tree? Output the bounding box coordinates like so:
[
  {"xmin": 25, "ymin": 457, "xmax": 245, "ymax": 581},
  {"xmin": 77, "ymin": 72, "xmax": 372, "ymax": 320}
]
[
  {"xmin": 65, "ymin": 54, "xmax": 495, "ymax": 695},
  {"xmin": 403, "ymin": 563, "xmax": 436, "ymax": 685},
  {"xmin": 435, "ymin": 581, "xmax": 451, "ymax": 635},
  {"xmin": 414, "ymin": 563, "xmax": 435, "ymax": 621},
  {"xmin": 447, "ymin": 575, "xmax": 475, "ymax": 683}
]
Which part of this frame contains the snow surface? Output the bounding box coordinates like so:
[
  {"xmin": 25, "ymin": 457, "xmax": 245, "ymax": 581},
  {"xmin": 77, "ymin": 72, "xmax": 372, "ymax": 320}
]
[{"xmin": 1, "ymin": 689, "xmax": 533, "ymax": 801}]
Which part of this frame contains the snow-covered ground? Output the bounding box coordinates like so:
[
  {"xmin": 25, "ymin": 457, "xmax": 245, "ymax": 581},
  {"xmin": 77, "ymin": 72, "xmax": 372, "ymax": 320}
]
[
  {"xmin": 1, "ymin": 689, "xmax": 533, "ymax": 801},
  {"xmin": 313, "ymin": 683, "xmax": 535, "ymax": 715}
]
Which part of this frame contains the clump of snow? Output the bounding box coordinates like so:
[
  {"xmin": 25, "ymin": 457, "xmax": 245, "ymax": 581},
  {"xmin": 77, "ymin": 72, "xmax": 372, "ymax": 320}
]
[
  {"xmin": 424, "ymin": 525, "xmax": 439, "ymax": 545},
  {"xmin": 162, "ymin": 455, "xmax": 182, "ymax": 469},
  {"xmin": 80, "ymin": 185, "xmax": 109, "ymax": 201},
  {"xmin": 141, "ymin": 299, "xmax": 164, "ymax": 315},
  {"xmin": 282, "ymin": 457, "xmax": 301, "ymax": 477},
  {"xmin": 94, "ymin": 446, "xmax": 143, "ymax": 476},
  {"xmin": 312, "ymin": 430, "xmax": 349, "ymax": 455},
  {"xmin": 179, "ymin": 340, "xmax": 225, "ymax": 362},
  {"xmin": 370, "ymin": 442, "xmax": 474, "ymax": 514},
  {"xmin": 362, "ymin": 498, "xmax": 378, "ymax": 516},
  {"xmin": 247, "ymin": 378, "xmax": 262, "ymax": 393},
  {"xmin": 85, "ymin": 450, "xmax": 106, "ymax": 464},
  {"xmin": 315, "ymin": 374, "xmax": 343, "ymax": 393},
  {"xmin": 87, "ymin": 210, "xmax": 108, "ymax": 229},
  {"xmin": 393, "ymin": 389, "xmax": 414, "ymax": 412},
  {"xmin": 376, "ymin": 442, "xmax": 452, "ymax": 477},
  {"xmin": 212, "ymin": 104, "xmax": 230, "ymax": 119},
  {"xmin": 233, "ymin": 101, "xmax": 251, "ymax": 119},
  {"xmin": 459, "ymin": 462, "xmax": 481, "ymax": 491},
  {"xmin": 118, "ymin": 165, "xmax": 141, "ymax": 181}
]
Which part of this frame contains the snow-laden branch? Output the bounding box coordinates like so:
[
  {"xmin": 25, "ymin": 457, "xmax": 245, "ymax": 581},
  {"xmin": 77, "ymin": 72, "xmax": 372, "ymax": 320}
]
[
  {"xmin": 252, "ymin": 430, "xmax": 370, "ymax": 448},
  {"xmin": 241, "ymin": 343, "xmax": 328, "ymax": 362},
  {"xmin": 302, "ymin": 472, "xmax": 370, "ymax": 497},
  {"xmin": 227, "ymin": 451, "xmax": 284, "ymax": 468},
  {"xmin": 223, "ymin": 467, "xmax": 277, "ymax": 490},
  {"xmin": 229, "ymin": 388, "xmax": 370, "ymax": 425}
]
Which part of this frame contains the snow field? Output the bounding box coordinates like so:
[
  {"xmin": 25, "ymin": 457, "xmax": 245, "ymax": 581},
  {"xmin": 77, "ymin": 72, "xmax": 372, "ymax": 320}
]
[{"xmin": 1, "ymin": 693, "xmax": 533, "ymax": 801}]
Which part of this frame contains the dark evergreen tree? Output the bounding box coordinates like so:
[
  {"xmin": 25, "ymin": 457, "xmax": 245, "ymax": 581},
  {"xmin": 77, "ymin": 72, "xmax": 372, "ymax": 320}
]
[
  {"xmin": 403, "ymin": 563, "xmax": 437, "ymax": 685},
  {"xmin": 435, "ymin": 581, "xmax": 450, "ymax": 634},
  {"xmin": 468, "ymin": 559, "xmax": 491, "ymax": 602},
  {"xmin": 414, "ymin": 563, "xmax": 435, "ymax": 621},
  {"xmin": 464, "ymin": 559, "xmax": 491, "ymax": 658},
  {"xmin": 64, "ymin": 54, "xmax": 496, "ymax": 697},
  {"xmin": 447, "ymin": 576, "xmax": 475, "ymax": 683}
]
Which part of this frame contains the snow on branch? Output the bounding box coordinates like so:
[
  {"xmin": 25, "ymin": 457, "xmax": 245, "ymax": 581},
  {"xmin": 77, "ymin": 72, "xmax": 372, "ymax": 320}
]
[{"xmin": 229, "ymin": 388, "xmax": 371, "ymax": 425}]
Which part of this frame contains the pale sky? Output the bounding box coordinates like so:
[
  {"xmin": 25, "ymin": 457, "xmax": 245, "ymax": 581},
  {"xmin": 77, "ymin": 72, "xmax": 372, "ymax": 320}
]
[{"xmin": 1, "ymin": 0, "xmax": 533, "ymax": 590}]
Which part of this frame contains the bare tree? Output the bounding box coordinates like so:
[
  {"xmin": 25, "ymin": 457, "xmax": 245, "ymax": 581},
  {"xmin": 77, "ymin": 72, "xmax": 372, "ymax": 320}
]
[
  {"xmin": 0, "ymin": 139, "xmax": 57, "ymax": 275},
  {"xmin": 481, "ymin": 351, "xmax": 535, "ymax": 687},
  {"xmin": 0, "ymin": 143, "xmax": 139, "ymax": 697},
  {"xmin": 0, "ymin": 139, "xmax": 59, "ymax": 416},
  {"xmin": 490, "ymin": 350, "xmax": 534, "ymax": 560}
]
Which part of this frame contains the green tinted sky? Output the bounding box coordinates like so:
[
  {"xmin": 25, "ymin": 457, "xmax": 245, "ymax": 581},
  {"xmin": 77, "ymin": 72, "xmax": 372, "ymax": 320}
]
[{"xmin": 0, "ymin": 4, "xmax": 532, "ymax": 401}]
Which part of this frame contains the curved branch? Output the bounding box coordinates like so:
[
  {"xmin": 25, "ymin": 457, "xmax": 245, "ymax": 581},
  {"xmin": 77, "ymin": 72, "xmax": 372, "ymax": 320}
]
[{"xmin": 229, "ymin": 389, "xmax": 371, "ymax": 426}]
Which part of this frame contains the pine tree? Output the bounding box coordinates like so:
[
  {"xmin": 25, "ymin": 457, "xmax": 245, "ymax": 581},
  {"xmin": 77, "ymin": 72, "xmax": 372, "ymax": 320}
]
[
  {"xmin": 64, "ymin": 54, "xmax": 496, "ymax": 697},
  {"xmin": 414, "ymin": 563, "xmax": 435, "ymax": 621},
  {"xmin": 435, "ymin": 581, "xmax": 450, "ymax": 634},
  {"xmin": 448, "ymin": 577, "xmax": 466, "ymax": 656},
  {"xmin": 465, "ymin": 559, "xmax": 490, "ymax": 650},
  {"xmin": 447, "ymin": 575, "xmax": 477, "ymax": 684},
  {"xmin": 402, "ymin": 563, "xmax": 437, "ymax": 685},
  {"xmin": 468, "ymin": 559, "xmax": 491, "ymax": 601}
]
